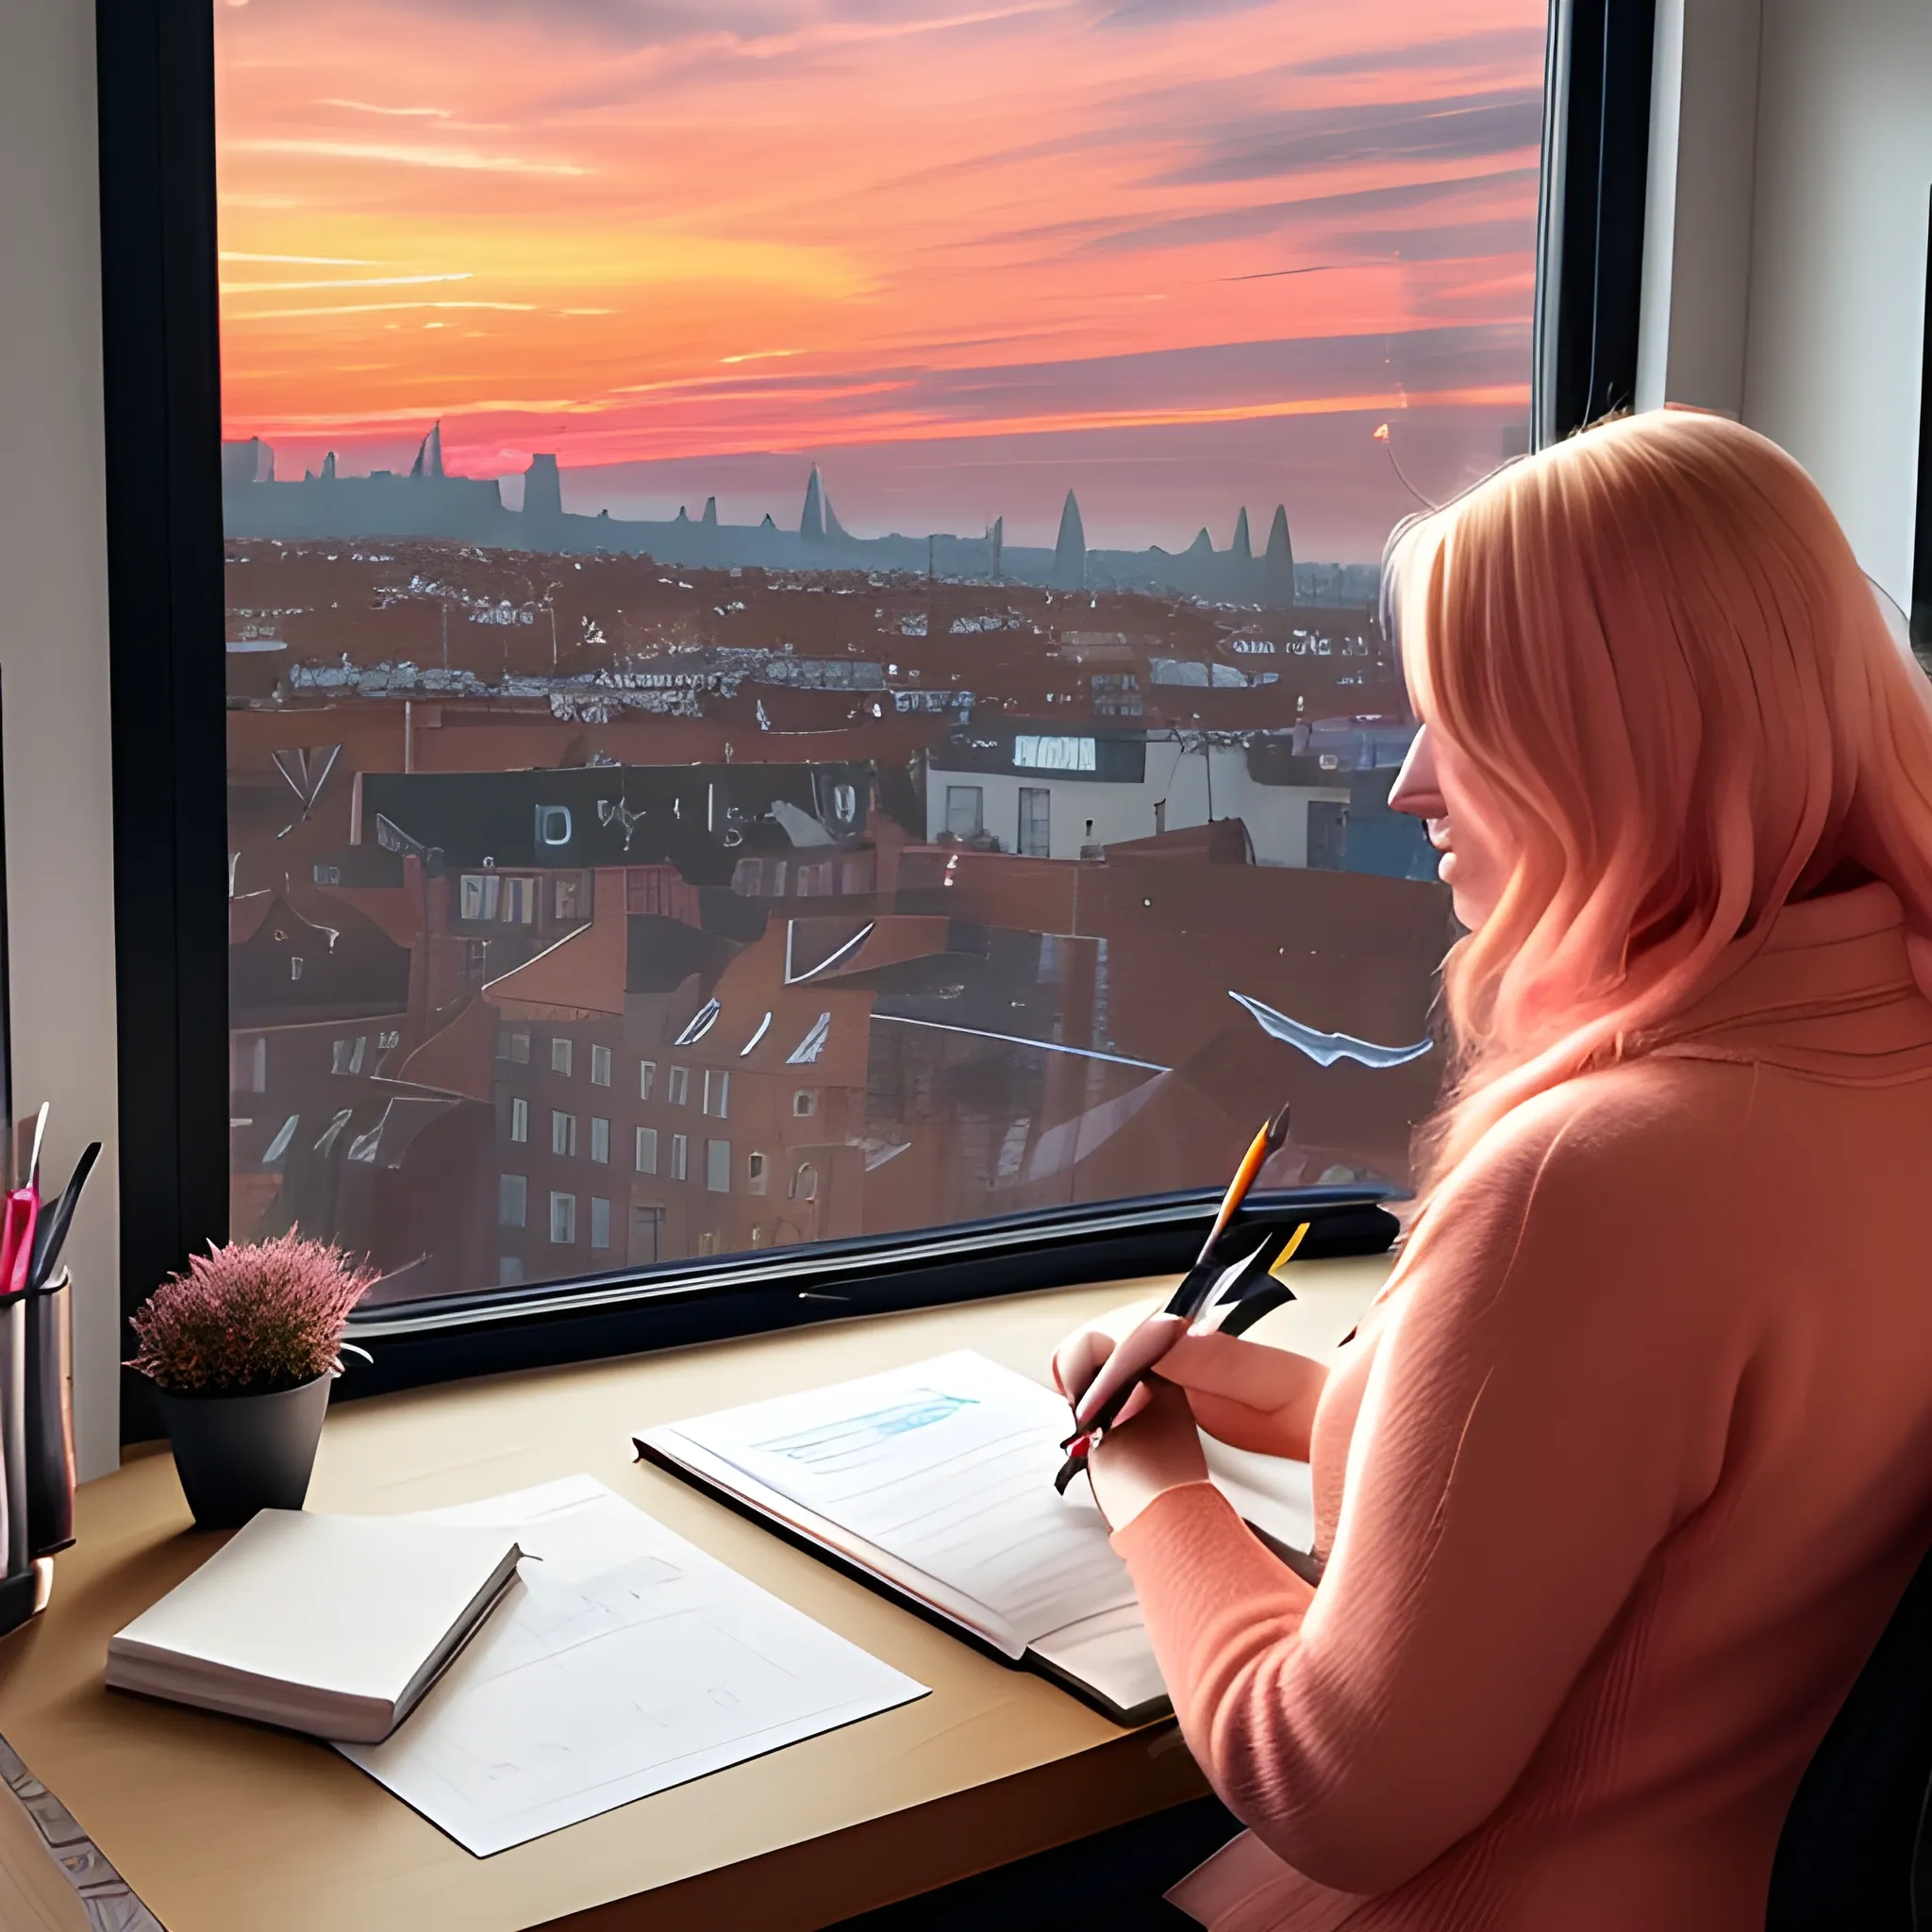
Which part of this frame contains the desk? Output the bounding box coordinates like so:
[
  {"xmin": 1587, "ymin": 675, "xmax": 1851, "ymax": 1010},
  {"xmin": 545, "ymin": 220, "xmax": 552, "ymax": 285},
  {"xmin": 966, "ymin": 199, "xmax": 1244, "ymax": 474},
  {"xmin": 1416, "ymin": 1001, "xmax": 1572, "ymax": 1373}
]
[{"xmin": 0, "ymin": 1259, "xmax": 1386, "ymax": 1931}]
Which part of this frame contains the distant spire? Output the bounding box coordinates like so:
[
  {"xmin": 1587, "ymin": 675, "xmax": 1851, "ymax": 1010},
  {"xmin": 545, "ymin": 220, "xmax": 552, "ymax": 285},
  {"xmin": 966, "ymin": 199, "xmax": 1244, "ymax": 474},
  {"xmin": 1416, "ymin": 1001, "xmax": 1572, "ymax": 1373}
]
[
  {"xmin": 1185, "ymin": 526, "xmax": 1213, "ymax": 558},
  {"xmin": 524, "ymin": 453, "xmax": 563, "ymax": 524},
  {"xmin": 1263, "ymin": 504, "xmax": 1296, "ymax": 608},
  {"xmin": 1230, "ymin": 508, "xmax": 1252, "ymax": 560},
  {"xmin": 1050, "ymin": 490, "xmax": 1087, "ymax": 591},
  {"xmin": 990, "ymin": 514, "xmax": 1004, "ymax": 581},
  {"xmin": 321, "ymin": 450, "xmax": 337, "ymax": 482},
  {"xmin": 701, "ymin": 495, "xmax": 718, "ymax": 525},
  {"xmin": 823, "ymin": 484, "xmax": 848, "ymax": 541},
  {"xmin": 800, "ymin": 465, "xmax": 826, "ymax": 541},
  {"xmin": 409, "ymin": 421, "xmax": 444, "ymax": 481},
  {"xmin": 675, "ymin": 504, "xmax": 690, "ymax": 523}
]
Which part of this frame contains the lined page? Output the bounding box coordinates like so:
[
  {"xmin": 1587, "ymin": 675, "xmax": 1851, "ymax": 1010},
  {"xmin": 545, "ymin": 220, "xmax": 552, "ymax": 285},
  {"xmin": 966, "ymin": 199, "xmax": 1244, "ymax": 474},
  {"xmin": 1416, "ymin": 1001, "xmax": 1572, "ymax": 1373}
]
[{"xmin": 668, "ymin": 1352, "xmax": 1134, "ymax": 1646}]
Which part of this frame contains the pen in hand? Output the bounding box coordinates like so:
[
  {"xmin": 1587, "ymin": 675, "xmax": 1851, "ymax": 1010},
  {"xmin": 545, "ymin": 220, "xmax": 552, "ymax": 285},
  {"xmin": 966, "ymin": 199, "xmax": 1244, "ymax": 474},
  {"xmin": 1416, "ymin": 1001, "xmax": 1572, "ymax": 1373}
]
[{"xmin": 1054, "ymin": 1104, "xmax": 1291, "ymax": 1493}]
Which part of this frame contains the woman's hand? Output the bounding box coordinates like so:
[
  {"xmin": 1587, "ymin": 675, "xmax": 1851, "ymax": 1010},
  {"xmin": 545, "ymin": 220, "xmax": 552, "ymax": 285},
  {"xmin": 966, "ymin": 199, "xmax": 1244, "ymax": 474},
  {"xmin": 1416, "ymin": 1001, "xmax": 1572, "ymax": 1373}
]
[
  {"xmin": 1084, "ymin": 1376, "xmax": 1209, "ymax": 1530},
  {"xmin": 1053, "ymin": 1302, "xmax": 1335, "ymax": 1462}
]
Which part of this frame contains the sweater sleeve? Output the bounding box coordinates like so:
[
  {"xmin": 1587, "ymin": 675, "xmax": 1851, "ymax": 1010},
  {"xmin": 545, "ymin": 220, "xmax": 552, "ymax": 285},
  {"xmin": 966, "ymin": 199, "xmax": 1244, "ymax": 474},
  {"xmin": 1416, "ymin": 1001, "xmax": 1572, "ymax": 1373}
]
[{"xmin": 1111, "ymin": 1075, "xmax": 1743, "ymax": 1895}]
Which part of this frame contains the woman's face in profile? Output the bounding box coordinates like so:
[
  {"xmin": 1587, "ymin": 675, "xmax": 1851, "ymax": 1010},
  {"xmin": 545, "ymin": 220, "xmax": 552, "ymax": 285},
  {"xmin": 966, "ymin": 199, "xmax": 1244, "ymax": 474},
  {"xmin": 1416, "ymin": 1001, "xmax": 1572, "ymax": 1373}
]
[{"xmin": 1389, "ymin": 721, "xmax": 1511, "ymax": 930}]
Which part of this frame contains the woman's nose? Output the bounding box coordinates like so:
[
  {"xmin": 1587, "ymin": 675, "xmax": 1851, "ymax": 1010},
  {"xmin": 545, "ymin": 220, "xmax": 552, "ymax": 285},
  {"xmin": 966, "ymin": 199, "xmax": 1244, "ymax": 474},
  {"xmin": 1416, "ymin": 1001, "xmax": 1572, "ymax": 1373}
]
[{"xmin": 1387, "ymin": 725, "xmax": 1446, "ymax": 819}]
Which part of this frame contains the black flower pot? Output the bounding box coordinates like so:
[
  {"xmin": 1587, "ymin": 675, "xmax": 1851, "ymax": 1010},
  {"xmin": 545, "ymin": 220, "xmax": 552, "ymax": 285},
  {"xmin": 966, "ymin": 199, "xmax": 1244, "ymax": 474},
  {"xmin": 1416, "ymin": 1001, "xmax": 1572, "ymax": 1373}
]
[{"xmin": 151, "ymin": 1374, "xmax": 332, "ymax": 1530}]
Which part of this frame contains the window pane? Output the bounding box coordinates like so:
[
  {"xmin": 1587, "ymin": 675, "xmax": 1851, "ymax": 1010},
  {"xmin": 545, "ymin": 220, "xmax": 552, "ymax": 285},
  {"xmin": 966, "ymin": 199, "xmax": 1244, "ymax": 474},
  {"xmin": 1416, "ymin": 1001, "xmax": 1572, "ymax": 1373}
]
[
  {"xmin": 706, "ymin": 1139, "xmax": 732, "ymax": 1194},
  {"xmin": 590, "ymin": 1196, "xmax": 611, "ymax": 1249},
  {"xmin": 218, "ymin": 0, "xmax": 1541, "ymax": 1299}
]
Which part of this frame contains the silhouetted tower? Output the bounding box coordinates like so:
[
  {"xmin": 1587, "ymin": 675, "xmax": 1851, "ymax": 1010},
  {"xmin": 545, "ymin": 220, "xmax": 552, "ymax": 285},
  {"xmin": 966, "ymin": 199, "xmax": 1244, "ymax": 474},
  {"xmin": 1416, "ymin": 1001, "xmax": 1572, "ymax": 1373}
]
[
  {"xmin": 701, "ymin": 495, "xmax": 718, "ymax": 525},
  {"xmin": 990, "ymin": 514, "xmax": 1004, "ymax": 581},
  {"xmin": 409, "ymin": 422, "xmax": 445, "ymax": 481},
  {"xmin": 1050, "ymin": 490, "xmax": 1087, "ymax": 591},
  {"xmin": 800, "ymin": 465, "xmax": 827, "ymax": 541},
  {"xmin": 823, "ymin": 479, "xmax": 849, "ymax": 541},
  {"xmin": 1230, "ymin": 508, "xmax": 1252, "ymax": 560},
  {"xmin": 1263, "ymin": 504, "xmax": 1296, "ymax": 608},
  {"xmin": 524, "ymin": 453, "xmax": 564, "ymax": 525},
  {"xmin": 320, "ymin": 450, "xmax": 337, "ymax": 482}
]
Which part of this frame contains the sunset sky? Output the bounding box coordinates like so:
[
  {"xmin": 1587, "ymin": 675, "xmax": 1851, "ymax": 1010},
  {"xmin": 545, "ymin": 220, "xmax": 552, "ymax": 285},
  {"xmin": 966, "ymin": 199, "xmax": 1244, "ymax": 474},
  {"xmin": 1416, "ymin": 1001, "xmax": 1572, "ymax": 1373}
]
[{"xmin": 214, "ymin": 0, "xmax": 1547, "ymax": 557}]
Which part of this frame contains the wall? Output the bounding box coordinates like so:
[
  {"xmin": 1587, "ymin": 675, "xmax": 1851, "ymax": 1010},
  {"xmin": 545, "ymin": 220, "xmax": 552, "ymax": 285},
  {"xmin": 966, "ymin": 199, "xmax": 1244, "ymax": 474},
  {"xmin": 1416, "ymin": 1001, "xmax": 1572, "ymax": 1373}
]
[
  {"xmin": 0, "ymin": 2, "xmax": 121, "ymax": 1479},
  {"xmin": 1644, "ymin": 0, "xmax": 1931, "ymax": 610},
  {"xmin": 1741, "ymin": 0, "xmax": 1930, "ymax": 611}
]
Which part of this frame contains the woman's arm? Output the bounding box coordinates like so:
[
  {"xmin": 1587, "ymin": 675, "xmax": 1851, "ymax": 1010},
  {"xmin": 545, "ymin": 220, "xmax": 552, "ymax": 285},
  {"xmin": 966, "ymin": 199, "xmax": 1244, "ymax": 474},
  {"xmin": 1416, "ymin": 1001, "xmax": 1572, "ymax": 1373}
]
[{"xmin": 1110, "ymin": 1088, "xmax": 1739, "ymax": 1895}]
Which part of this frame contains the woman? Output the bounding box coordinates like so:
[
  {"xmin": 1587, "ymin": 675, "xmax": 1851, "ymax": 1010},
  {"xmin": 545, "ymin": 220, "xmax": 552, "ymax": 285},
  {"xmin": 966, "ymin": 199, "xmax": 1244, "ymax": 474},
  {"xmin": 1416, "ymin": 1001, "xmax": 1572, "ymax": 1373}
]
[{"xmin": 1057, "ymin": 408, "xmax": 1932, "ymax": 1929}]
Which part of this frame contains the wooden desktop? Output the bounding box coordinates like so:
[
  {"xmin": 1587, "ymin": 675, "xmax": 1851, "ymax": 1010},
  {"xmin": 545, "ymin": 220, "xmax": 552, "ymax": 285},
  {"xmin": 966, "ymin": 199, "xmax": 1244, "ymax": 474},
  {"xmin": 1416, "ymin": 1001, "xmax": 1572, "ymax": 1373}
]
[{"xmin": 0, "ymin": 1257, "xmax": 1386, "ymax": 1931}]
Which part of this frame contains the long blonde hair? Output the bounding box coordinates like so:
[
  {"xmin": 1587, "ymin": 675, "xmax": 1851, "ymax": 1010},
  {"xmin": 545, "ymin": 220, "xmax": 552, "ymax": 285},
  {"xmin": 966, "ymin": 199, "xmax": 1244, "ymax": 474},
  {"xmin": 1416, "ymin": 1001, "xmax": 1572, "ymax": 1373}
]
[{"xmin": 1390, "ymin": 408, "xmax": 1932, "ymax": 1188}]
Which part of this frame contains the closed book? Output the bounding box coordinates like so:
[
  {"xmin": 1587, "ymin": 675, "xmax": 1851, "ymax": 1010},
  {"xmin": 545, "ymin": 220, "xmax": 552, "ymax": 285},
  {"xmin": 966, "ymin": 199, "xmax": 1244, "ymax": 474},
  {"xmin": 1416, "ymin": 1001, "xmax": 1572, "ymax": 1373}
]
[{"xmin": 106, "ymin": 1508, "xmax": 522, "ymax": 1743}]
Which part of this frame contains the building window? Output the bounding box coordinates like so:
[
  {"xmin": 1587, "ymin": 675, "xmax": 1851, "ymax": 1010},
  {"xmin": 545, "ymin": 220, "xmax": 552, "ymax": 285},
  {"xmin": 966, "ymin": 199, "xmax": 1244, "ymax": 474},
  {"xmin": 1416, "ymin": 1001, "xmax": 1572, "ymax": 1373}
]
[
  {"xmin": 702, "ymin": 1069, "xmax": 729, "ymax": 1118},
  {"xmin": 555, "ymin": 875, "xmax": 585, "ymax": 922},
  {"xmin": 670, "ymin": 1133, "xmax": 689, "ymax": 1182},
  {"xmin": 1018, "ymin": 786, "xmax": 1051, "ymax": 858},
  {"xmin": 549, "ymin": 1191, "xmax": 577, "ymax": 1243},
  {"xmin": 590, "ymin": 1043, "xmax": 611, "ymax": 1087},
  {"xmin": 459, "ymin": 873, "xmax": 502, "ymax": 921},
  {"xmin": 636, "ymin": 1125, "xmax": 658, "ymax": 1174},
  {"xmin": 793, "ymin": 1090, "xmax": 819, "ymax": 1118},
  {"xmin": 747, "ymin": 1151, "xmax": 768, "ymax": 1193},
  {"xmin": 1013, "ymin": 733, "xmax": 1095, "ymax": 772},
  {"xmin": 590, "ymin": 1116, "xmax": 610, "ymax": 1163},
  {"xmin": 697, "ymin": 1232, "xmax": 717, "ymax": 1257},
  {"xmin": 787, "ymin": 1014, "xmax": 831, "ymax": 1065},
  {"xmin": 499, "ymin": 1174, "xmax": 527, "ymax": 1228},
  {"xmin": 945, "ymin": 784, "xmax": 984, "ymax": 839},
  {"xmin": 550, "ymin": 1036, "xmax": 573, "ymax": 1077},
  {"xmin": 667, "ymin": 1066, "xmax": 690, "ymax": 1106},
  {"xmin": 551, "ymin": 1109, "xmax": 576, "ymax": 1157},
  {"xmin": 289, "ymin": 956, "xmax": 304, "ymax": 981},
  {"xmin": 234, "ymin": 1035, "xmax": 267, "ymax": 1093},
  {"xmin": 791, "ymin": 1161, "xmax": 818, "ymax": 1202},
  {"xmin": 509, "ymin": 1097, "xmax": 528, "ymax": 1143},
  {"xmin": 499, "ymin": 1257, "xmax": 525, "ymax": 1286},
  {"xmin": 502, "ymin": 875, "xmax": 537, "ymax": 924},
  {"xmin": 706, "ymin": 1139, "xmax": 732, "ymax": 1193},
  {"xmin": 590, "ymin": 1196, "xmax": 611, "ymax": 1249},
  {"xmin": 497, "ymin": 1028, "xmax": 530, "ymax": 1064}
]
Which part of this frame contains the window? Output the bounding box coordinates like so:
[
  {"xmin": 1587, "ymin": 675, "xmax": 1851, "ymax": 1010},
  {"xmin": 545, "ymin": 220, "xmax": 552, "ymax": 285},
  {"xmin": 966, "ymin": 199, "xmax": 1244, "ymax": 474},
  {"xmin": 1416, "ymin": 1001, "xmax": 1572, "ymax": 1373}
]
[
  {"xmin": 945, "ymin": 785, "xmax": 984, "ymax": 840},
  {"xmin": 590, "ymin": 1197, "xmax": 611, "ymax": 1249},
  {"xmin": 499, "ymin": 1174, "xmax": 527, "ymax": 1228},
  {"xmin": 549, "ymin": 1191, "xmax": 577, "ymax": 1243},
  {"xmin": 499, "ymin": 1257, "xmax": 525, "ymax": 1287},
  {"xmin": 1018, "ymin": 787, "xmax": 1051, "ymax": 859},
  {"xmin": 206, "ymin": 0, "xmax": 1551, "ymax": 1312}
]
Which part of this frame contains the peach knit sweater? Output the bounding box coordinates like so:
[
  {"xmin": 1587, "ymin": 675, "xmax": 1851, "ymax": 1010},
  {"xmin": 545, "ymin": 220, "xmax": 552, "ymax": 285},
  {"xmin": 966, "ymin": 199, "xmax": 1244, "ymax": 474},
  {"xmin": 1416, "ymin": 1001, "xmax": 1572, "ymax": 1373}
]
[{"xmin": 1116, "ymin": 882, "xmax": 1932, "ymax": 1930}]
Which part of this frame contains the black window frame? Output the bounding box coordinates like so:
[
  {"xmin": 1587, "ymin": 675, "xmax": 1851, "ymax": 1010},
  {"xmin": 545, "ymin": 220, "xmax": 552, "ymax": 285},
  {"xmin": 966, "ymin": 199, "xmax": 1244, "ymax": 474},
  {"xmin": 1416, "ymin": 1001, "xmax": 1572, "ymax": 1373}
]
[{"xmin": 96, "ymin": 0, "xmax": 1651, "ymax": 1435}]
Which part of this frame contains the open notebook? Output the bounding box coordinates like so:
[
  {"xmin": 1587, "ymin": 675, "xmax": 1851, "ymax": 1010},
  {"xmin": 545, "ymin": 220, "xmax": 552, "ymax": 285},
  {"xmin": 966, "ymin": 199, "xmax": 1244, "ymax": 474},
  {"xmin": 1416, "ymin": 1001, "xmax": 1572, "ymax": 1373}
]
[{"xmin": 638, "ymin": 1350, "xmax": 1314, "ymax": 1725}]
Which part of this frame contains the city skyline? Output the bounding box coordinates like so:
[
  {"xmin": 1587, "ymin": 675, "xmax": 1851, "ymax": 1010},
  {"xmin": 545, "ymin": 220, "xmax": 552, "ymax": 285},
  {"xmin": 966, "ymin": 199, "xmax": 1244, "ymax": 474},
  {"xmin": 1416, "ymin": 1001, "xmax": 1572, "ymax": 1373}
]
[{"xmin": 213, "ymin": 0, "xmax": 1544, "ymax": 555}]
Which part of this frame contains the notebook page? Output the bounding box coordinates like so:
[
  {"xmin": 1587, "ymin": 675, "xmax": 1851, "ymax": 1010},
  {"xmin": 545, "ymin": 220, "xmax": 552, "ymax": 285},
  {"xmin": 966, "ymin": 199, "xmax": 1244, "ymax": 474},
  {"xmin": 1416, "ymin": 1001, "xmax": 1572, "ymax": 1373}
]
[
  {"xmin": 337, "ymin": 1474, "xmax": 926, "ymax": 1856},
  {"xmin": 666, "ymin": 1351, "xmax": 1135, "ymax": 1647}
]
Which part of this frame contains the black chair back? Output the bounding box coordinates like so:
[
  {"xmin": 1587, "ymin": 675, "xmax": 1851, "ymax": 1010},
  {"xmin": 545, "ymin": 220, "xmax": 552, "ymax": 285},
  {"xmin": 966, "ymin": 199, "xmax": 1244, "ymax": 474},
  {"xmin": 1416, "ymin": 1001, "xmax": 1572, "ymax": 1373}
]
[{"xmin": 1768, "ymin": 1541, "xmax": 1932, "ymax": 1929}]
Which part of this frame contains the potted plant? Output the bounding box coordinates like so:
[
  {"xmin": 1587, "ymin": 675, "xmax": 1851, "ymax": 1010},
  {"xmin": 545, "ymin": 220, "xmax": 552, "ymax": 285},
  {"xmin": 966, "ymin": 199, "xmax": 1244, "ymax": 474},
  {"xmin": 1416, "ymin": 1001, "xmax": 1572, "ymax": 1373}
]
[{"xmin": 126, "ymin": 1231, "xmax": 377, "ymax": 1530}]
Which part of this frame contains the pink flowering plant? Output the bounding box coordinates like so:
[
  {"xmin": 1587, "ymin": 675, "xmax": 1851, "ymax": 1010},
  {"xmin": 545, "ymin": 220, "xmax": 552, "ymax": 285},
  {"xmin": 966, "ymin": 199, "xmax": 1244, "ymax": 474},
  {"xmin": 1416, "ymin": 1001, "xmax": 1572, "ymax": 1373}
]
[{"xmin": 126, "ymin": 1230, "xmax": 377, "ymax": 1394}]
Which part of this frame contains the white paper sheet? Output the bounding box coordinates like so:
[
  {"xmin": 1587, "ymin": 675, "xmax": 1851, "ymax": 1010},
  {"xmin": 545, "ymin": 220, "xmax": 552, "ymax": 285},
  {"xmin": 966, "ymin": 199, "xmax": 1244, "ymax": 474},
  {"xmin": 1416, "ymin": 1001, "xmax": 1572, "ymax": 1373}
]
[
  {"xmin": 336, "ymin": 1474, "xmax": 927, "ymax": 1856},
  {"xmin": 670, "ymin": 1351, "xmax": 1136, "ymax": 1647}
]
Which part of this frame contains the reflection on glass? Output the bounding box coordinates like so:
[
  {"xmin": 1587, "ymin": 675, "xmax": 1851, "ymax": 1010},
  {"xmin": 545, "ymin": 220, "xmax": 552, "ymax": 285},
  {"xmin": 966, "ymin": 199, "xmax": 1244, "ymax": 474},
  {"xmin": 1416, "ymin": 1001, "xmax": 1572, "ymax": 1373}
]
[{"xmin": 216, "ymin": 0, "xmax": 1546, "ymax": 1304}]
